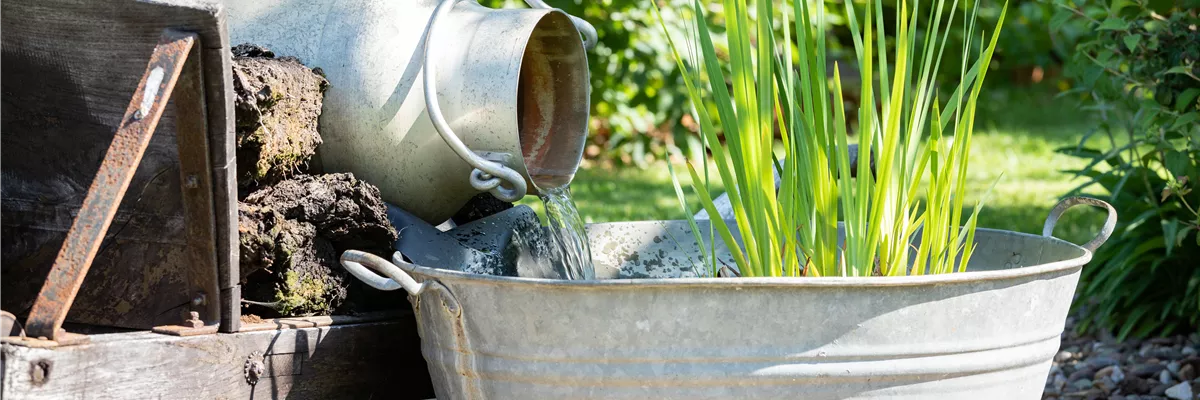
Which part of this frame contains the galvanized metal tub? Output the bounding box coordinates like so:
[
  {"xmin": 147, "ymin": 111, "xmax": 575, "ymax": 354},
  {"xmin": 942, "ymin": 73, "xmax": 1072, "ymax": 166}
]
[{"xmin": 342, "ymin": 197, "xmax": 1117, "ymax": 399}]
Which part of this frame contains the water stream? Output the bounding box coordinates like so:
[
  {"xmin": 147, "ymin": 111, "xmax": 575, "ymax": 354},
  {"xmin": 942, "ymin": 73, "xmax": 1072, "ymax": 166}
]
[
  {"xmin": 505, "ymin": 186, "xmax": 595, "ymax": 280},
  {"xmin": 539, "ymin": 186, "xmax": 595, "ymax": 280}
]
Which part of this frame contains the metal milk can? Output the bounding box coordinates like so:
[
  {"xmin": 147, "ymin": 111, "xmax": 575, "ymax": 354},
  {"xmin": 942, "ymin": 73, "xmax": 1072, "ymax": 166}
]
[{"xmin": 224, "ymin": 0, "xmax": 594, "ymax": 222}]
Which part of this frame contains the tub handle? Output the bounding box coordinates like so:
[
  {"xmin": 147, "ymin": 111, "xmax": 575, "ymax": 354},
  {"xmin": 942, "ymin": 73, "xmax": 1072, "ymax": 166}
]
[
  {"xmin": 424, "ymin": 0, "xmax": 529, "ymax": 202},
  {"xmin": 339, "ymin": 250, "xmax": 423, "ymax": 296},
  {"xmin": 1042, "ymin": 196, "xmax": 1118, "ymax": 253}
]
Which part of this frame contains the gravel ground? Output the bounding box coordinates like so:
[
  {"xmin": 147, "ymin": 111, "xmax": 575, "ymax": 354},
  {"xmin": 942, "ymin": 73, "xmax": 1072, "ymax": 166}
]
[{"xmin": 1045, "ymin": 317, "xmax": 1200, "ymax": 400}]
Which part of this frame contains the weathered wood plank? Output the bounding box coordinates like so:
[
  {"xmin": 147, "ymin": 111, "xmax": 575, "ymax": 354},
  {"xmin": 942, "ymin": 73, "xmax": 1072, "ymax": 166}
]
[
  {"xmin": 2, "ymin": 318, "xmax": 435, "ymax": 399},
  {"xmin": 174, "ymin": 38, "xmax": 223, "ymax": 326},
  {"xmin": 205, "ymin": 44, "xmax": 242, "ymax": 332}
]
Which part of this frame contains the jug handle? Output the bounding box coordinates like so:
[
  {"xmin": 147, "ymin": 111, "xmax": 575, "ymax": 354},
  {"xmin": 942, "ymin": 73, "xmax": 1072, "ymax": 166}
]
[
  {"xmin": 340, "ymin": 250, "xmax": 424, "ymax": 295},
  {"xmin": 1042, "ymin": 196, "xmax": 1118, "ymax": 253},
  {"xmin": 424, "ymin": 0, "xmax": 530, "ymax": 202},
  {"xmin": 523, "ymin": 0, "xmax": 598, "ymax": 50}
]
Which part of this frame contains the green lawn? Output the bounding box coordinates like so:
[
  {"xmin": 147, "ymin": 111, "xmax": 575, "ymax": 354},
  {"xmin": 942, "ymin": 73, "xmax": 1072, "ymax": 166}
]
[{"xmin": 519, "ymin": 87, "xmax": 1107, "ymax": 245}]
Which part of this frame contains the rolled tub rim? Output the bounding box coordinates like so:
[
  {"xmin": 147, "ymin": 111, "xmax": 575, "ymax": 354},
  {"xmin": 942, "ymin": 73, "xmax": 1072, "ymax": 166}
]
[{"xmin": 397, "ymin": 224, "xmax": 1093, "ymax": 289}]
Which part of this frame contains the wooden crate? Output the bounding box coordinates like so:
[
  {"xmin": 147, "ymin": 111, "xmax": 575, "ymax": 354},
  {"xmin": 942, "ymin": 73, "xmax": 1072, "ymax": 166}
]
[
  {"xmin": 1, "ymin": 0, "xmax": 239, "ymax": 331},
  {"xmin": 2, "ymin": 1, "xmax": 435, "ymax": 398}
]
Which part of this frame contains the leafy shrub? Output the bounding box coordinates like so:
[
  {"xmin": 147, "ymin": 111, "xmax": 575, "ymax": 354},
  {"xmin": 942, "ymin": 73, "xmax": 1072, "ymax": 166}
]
[{"xmin": 1052, "ymin": 1, "xmax": 1199, "ymax": 338}]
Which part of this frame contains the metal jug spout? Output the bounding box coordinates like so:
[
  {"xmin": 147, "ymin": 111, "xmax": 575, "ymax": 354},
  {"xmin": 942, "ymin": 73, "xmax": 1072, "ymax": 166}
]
[{"xmin": 225, "ymin": 0, "xmax": 591, "ymax": 223}]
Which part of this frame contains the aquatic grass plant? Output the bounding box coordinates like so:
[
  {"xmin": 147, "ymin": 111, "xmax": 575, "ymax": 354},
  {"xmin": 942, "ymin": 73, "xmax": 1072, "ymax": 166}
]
[{"xmin": 656, "ymin": 0, "xmax": 1007, "ymax": 277}]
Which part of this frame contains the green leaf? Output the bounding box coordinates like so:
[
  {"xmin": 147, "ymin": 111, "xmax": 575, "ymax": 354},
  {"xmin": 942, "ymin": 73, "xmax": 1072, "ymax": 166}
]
[
  {"xmin": 1171, "ymin": 113, "xmax": 1199, "ymax": 131},
  {"xmin": 666, "ymin": 154, "xmax": 713, "ymax": 277},
  {"xmin": 1176, "ymin": 88, "xmax": 1200, "ymax": 112},
  {"xmin": 1110, "ymin": 0, "xmax": 1133, "ymax": 15},
  {"xmin": 1097, "ymin": 17, "xmax": 1129, "ymax": 31},
  {"xmin": 1123, "ymin": 34, "xmax": 1141, "ymax": 52},
  {"xmin": 1050, "ymin": 11, "xmax": 1072, "ymax": 33},
  {"xmin": 1162, "ymin": 219, "xmax": 1179, "ymax": 256},
  {"xmin": 1166, "ymin": 66, "xmax": 1194, "ymax": 75},
  {"xmin": 1177, "ymin": 226, "xmax": 1195, "ymax": 248},
  {"xmin": 1117, "ymin": 306, "xmax": 1150, "ymax": 340},
  {"xmin": 1164, "ymin": 150, "xmax": 1189, "ymax": 177}
]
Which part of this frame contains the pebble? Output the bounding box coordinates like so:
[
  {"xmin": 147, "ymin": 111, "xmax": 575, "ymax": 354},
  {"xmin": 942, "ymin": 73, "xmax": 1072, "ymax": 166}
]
[
  {"xmin": 1097, "ymin": 366, "xmax": 1116, "ymax": 380},
  {"xmin": 1097, "ymin": 376, "xmax": 1118, "ymax": 393},
  {"xmin": 1179, "ymin": 364, "xmax": 1195, "ymax": 382},
  {"xmin": 1071, "ymin": 368, "xmax": 1098, "ymax": 382},
  {"xmin": 1157, "ymin": 348, "xmax": 1184, "ymax": 361},
  {"xmin": 1137, "ymin": 364, "xmax": 1170, "ymax": 379},
  {"xmin": 1122, "ymin": 377, "xmax": 1155, "ymax": 394},
  {"xmin": 1164, "ymin": 382, "xmax": 1193, "ymax": 400},
  {"xmin": 1090, "ymin": 356, "xmax": 1121, "ymax": 369},
  {"xmin": 1082, "ymin": 388, "xmax": 1106, "ymax": 399},
  {"xmin": 1044, "ymin": 319, "xmax": 1198, "ymax": 398}
]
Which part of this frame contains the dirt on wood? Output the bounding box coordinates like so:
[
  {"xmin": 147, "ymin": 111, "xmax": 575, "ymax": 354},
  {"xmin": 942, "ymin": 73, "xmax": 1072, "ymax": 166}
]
[
  {"xmin": 240, "ymin": 314, "xmax": 266, "ymax": 324},
  {"xmin": 232, "ymin": 44, "xmax": 328, "ymax": 191}
]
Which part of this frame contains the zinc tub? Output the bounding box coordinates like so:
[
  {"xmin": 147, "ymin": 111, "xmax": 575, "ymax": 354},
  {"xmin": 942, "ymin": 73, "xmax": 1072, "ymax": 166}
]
[{"xmin": 342, "ymin": 197, "xmax": 1116, "ymax": 399}]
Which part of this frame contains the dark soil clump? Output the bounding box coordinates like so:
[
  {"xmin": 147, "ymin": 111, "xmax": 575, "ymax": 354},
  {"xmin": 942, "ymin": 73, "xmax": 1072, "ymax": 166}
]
[
  {"xmin": 238, "ymin": 174, "xmax": 397, "ymax": 317},
  {"xmin": 232, "ymin": 43, "xmax": 328, "ymax": 191},
  {"xmin": 231, "ymin": 44, "xmax": 413, "ymax": 318}
]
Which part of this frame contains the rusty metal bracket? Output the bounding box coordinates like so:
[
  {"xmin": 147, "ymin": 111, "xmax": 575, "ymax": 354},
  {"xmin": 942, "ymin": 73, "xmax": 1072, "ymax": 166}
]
[{"xmin": 22, "ymin": 30, "xmax": 219, "ymax": 343}]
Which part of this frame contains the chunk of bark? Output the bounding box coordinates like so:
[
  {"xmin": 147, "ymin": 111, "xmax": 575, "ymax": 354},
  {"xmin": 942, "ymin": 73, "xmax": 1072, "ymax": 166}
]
[{"xmin": 232, "ymin": 44, "xmax": 328, "ymax": 189}]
